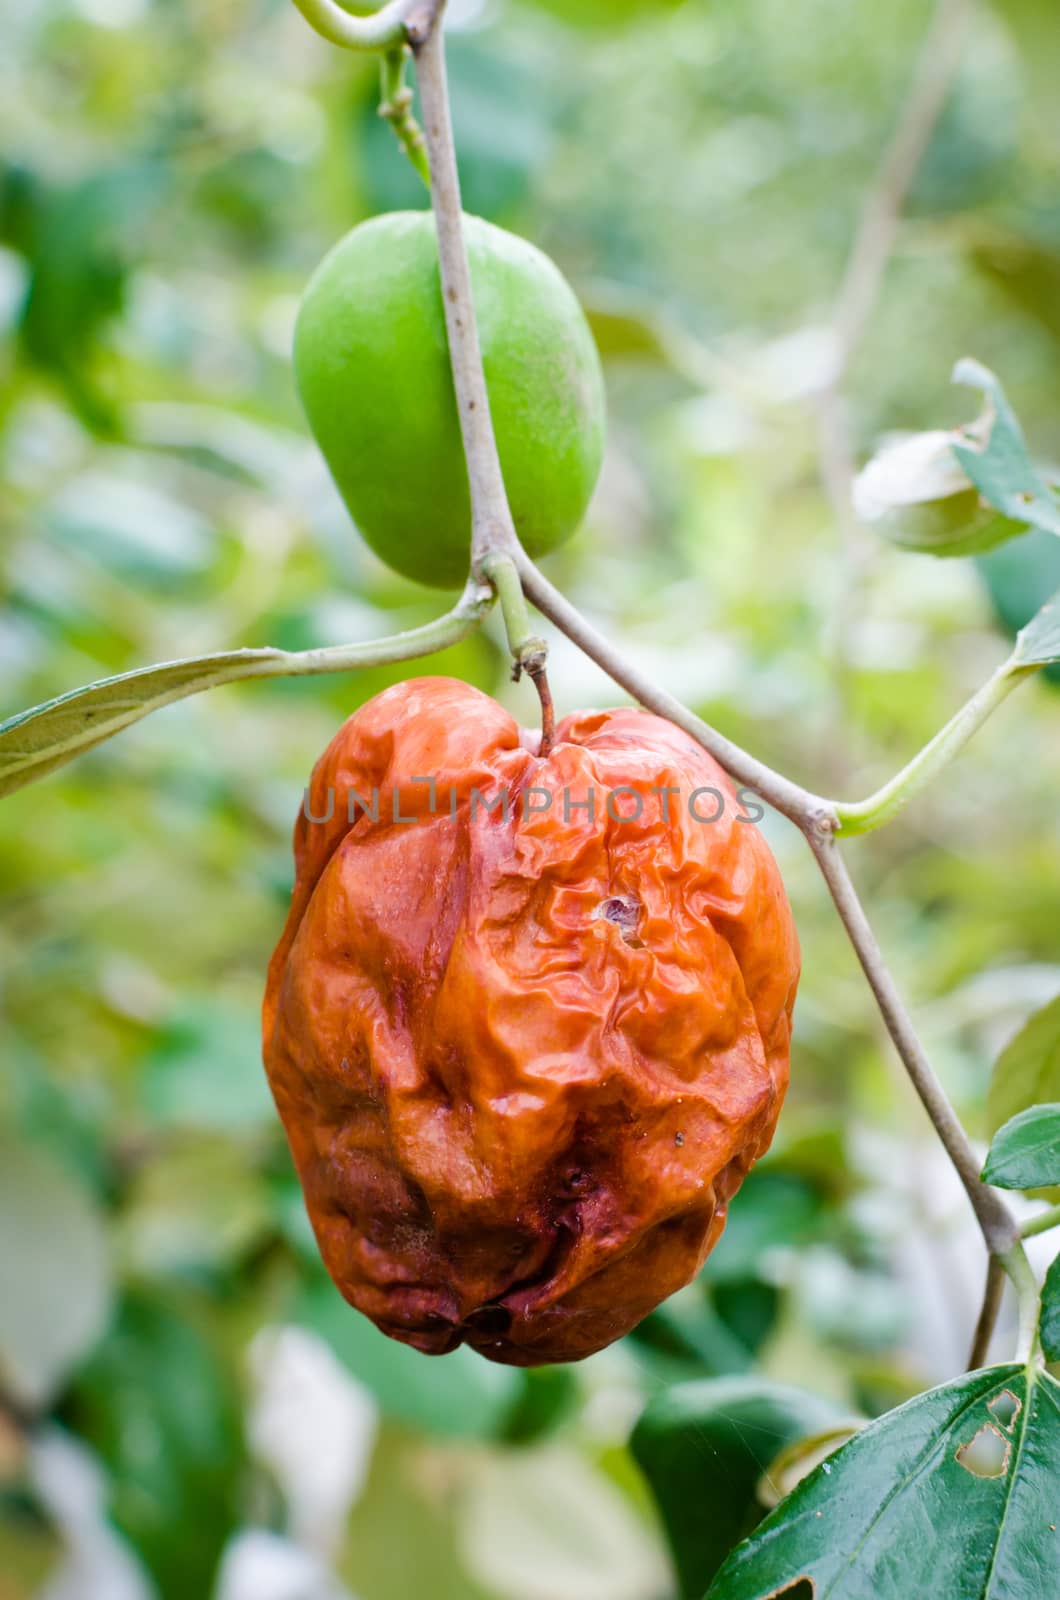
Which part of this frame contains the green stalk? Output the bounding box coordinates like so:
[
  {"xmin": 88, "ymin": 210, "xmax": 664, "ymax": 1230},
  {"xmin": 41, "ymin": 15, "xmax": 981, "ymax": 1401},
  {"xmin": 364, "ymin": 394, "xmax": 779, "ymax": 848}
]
[{"xmin": 834, "ymin": 659, "xmax": 1032, "ymax": 836}]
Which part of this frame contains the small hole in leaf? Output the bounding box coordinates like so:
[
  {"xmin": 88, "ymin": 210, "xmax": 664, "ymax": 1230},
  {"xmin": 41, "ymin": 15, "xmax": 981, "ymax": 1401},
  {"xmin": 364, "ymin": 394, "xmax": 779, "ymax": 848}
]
[
  {"xmin": 956, "ymin": 1423, "xmax": 1010, "ymax": 1479},
  {"xmin": 987, "ymin": 1390, "xmax": 1021, "ymax": 1433},
  {"xmin": 761, "ymin": 1582, "xmax": 814, "ymax": 1600}
]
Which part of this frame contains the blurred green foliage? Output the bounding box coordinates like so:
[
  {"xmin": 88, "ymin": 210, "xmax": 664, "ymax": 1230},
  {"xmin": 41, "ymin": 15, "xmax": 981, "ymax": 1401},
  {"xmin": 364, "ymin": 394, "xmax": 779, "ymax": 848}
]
[{"xmin": 1, "ymin": 0, "xmax": 1059, "ymax": 1596}]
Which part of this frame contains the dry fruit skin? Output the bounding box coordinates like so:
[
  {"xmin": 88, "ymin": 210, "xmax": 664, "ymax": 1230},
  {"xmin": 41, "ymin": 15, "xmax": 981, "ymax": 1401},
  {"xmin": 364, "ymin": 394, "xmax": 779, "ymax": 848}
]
[{"xmin": 263, "ymin": 678, "xmax": 800, "ymax": 1366}]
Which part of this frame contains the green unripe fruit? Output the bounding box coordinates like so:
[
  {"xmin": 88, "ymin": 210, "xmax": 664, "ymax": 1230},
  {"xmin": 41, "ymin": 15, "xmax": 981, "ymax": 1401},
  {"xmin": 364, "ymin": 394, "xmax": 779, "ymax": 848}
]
[{"xmin": 294, "ymin": 211, "xmax": 606, "ymax": 589}]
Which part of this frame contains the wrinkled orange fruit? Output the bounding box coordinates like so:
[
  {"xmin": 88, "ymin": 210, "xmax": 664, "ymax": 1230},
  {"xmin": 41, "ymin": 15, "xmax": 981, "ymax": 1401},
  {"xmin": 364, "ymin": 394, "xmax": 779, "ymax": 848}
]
[{"xmin": 263, "ymin": 678, "xmax": 800, "ymax": 1365}]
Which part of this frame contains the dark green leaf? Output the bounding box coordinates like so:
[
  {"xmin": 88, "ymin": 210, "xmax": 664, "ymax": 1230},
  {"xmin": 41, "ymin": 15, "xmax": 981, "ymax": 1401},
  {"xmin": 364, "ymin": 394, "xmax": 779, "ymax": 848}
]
[
  {"xmin": 978, "ymin": 527, "xmax": 1060, "ymax": 685},
  {"xmin": 707, "ymin": 1366, "xmax": 1060, "ymax": 1600},
  {"xmin": 706, "ymin": 1170, "xmax": 824, "ymax": 1281},
  {"xmin": 982, "ymin": 1103, "xmax": 1060, "ymax": 1190},
  {"xmin": 632, "ymin": 1378, "xmax": 844, "ymax": 1598},
  {"xmin": 66, "ymin": 1290, "xmax": 246, "ymax": 1600},
  {"xmin": 499, "ymin": 1366, "xmax": 580, "ymax": 1447},
  {"xmin": 1041, "ymin": 1255, "xmax": 1060, "ymax": 1365},
  {"xmin": 988, "ymin": 995, "xmax": 1060, "ymax": 1136},
  {"xmin": 628, "ymin": 1292, "xmax": 761, "ymax": 1380},
  {"xmin": 951, "ymin": 359, "xmax": 1060, "ymax": 536}
]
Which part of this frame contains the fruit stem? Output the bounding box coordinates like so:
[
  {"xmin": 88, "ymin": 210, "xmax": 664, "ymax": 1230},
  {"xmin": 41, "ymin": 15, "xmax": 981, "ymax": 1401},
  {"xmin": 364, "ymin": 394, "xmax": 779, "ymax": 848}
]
[
  {"xmin": 529, "ymin": 663, "xmax": 556, "ymax": 758},
  {"xmin": 481, "ymin": 553, "xmax": 553, "ymax": 750},
  {"xmin": 379, "ymin": 46, "xmax": 430, "ymax": 188}
]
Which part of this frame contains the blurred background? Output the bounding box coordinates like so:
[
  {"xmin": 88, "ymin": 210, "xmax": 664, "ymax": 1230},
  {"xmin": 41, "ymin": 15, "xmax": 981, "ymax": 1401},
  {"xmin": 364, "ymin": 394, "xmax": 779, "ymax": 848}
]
[{"xmin": 1, "ymin": 0, "xmax": 1059, "ymax": 1596}]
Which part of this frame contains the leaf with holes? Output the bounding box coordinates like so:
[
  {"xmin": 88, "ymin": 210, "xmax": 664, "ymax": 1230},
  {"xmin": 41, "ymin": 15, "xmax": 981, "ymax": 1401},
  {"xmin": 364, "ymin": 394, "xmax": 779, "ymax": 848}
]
[
  {"xmin": 982, "ymin": 1104, "xmax": 1060, "ymax": 1190},
  {"xmin": 631, "ymin": 1378, "xmax": 846, "ymax": 1598},
  {"xmin": 951, "ymin": 359, "xmax": 1060, "ymax": 537},
  {"xmin": 1041, "ymin": 1256, "xmax": 1060, "ymax": 1365},
  {"xmin": 1013, "ymin": 590, "xmax": 1060, "ymax": 668},
  {"xmin": 706, "ymin": 1366, "xmax": 1060, "ymax": 1600},
  {"xmin": 988, "ymin": 996, "xmax": 1060, "ymax": 1136}
]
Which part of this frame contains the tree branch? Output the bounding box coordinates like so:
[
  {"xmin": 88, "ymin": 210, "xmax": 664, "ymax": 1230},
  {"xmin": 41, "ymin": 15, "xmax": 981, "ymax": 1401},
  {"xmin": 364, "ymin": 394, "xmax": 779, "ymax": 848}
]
[
  {"xmin": 516, "ymin": 552, "xmax": 833, "ymax": 830},
  {"xmin": 806, "ymin": 831, "xmax": 1018, "ymax": 1256},
  {"xmin": 312, "ymin": 0, "xmax": 1029, "ymax": 1330},
  {"xmin": 412, "ymin": 11, "xmax": 522, "ymax": 577},
  {"xmin": 968, "ymin": 1255, "xmax": 1005, "ymax": 1370}
]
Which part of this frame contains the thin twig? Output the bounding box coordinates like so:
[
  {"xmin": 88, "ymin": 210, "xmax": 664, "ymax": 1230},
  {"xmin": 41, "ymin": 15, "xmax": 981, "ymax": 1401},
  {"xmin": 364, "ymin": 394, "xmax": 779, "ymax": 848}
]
[
  {"xmin": 398, "ymin": 0, "xmax": 1029, "ymax": 1314},
  {"xmin": 968, "ymin": 1256, "xmax": 1005, "ymax": 1370},
  {"xmin": 412, "ymin": 13, "xmax": 522, "ymax": 577},
  {"xmin": 517, "ymin": 552, "xmax": 833, "ymax": 829},
  {"xmin": 806, "ymin": 831, "xmax": 1018, "ymax": 1256},
  {"xmin": 835, "ymin": 659, "xmax": 1031, "ymax": 835},
  {"xmin": 1022, "ymin": 1203, "xmax": 1060, "ymax": 1241}
]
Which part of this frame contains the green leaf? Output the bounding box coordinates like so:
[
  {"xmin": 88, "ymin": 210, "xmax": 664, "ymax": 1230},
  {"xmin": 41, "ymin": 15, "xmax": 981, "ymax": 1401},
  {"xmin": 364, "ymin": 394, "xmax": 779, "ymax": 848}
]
[
  {"xmin": 951, "ymin": 359, "xmax": 1060, "ymax": 536},
  {"xmin": 0, "ymin": 1139, "xmax": 112, "ymax": 1408},
  {"xmin": 66, "ymin": 1290, "xmax": 246, "ymax": 1600},
  {"xmin": 499, "ymin": 1366, "xmax": 580, "ymax": 1447},
  {"xmin": 1014, "ymin": 589, "xmax": 1060, "ymax": 668},
  {"xmin": 982, "ymin": 1104, "xmax": 1060, "ymax": 1190},
  {"xmin": 0, "ymin": 599, "xmax": 489, "ymax": 798},
  {"xmin": 631, "ymin": 1378, "xmax": 845, "ymax": 1598},
  {"xmin": 977, "ymin": 525, "xmax": 1060, "ymax": 687},
  {"xmin": 988, "ymin": 995, "xmax": 1060, "ymax": 1136},
  {"xmin": 1041, "ymin": 1255, "xmax": 1060, "ymax": 1365},
  {"xmin": 296, "ymin": 1277, "xmax": 521, "ymax": 1441},
  {"xmin": 0, "ymin": 647, "xmax": 298, "ymax": 798},
  {"xmin": 705, "ymin": 1170, "xmax": 824, "ymax": 1280},
  {"xmin": 853, "ymin": 428, "xmax": 1025, "ymax": 558},
  {"xmin": 707, "ymin": 1366, "xmax": 1060, "ymax": 1600},
  {"xmin": 758, "ymin": 1422, "xmax": 865, "ymax": 1507}
]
